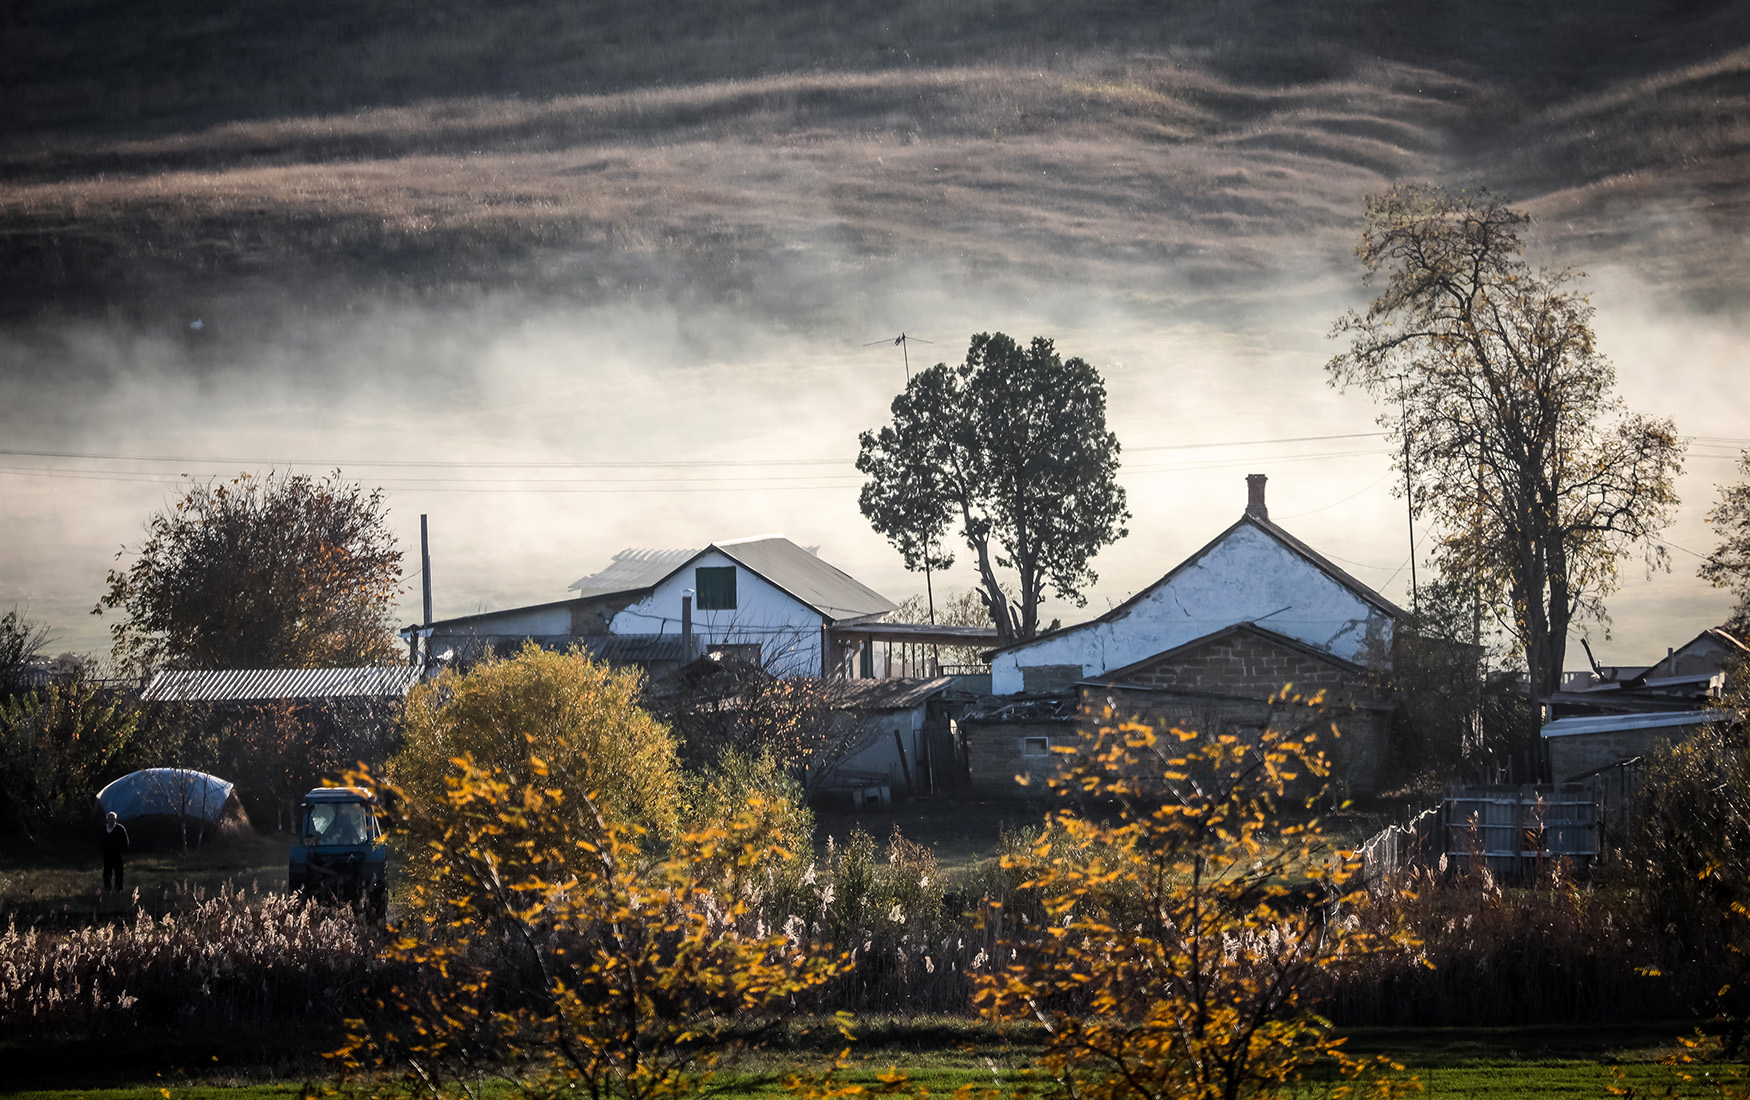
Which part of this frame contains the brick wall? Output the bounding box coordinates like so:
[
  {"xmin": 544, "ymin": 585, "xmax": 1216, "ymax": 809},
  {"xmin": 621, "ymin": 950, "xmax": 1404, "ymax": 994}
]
[
  {"xmin": 965, "ymin": 696, "xmax": 1389, "ymax": 796},
  {"xmin": 963, "ymin": 719, "xmax": 1076, "ymax": 793},
  {"xmin": 1083, "ymin": 684, "xmax": 1389, "ymax": 797},
  {"xmin": 1119, "ymin": 630, "xmax": 1381, "ymax": 708},
  {"xmin": 1548, "ymin": 724, "xmax": 1703, "ymax": 785}
]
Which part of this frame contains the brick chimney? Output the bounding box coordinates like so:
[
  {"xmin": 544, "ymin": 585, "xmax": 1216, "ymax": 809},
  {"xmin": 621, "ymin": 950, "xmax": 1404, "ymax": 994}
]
[{"xmin": 1245, "ymin": 474, "xmax": 1268, "ymax": 520}]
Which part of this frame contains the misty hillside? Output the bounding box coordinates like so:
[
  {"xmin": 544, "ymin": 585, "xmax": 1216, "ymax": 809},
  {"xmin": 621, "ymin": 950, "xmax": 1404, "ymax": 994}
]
[{"xmin": 3, "ymin": 0, "xmax": 1748, "ymax": 322}]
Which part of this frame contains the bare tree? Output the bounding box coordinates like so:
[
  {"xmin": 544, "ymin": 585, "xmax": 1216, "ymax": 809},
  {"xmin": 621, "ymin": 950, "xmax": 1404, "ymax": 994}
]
[
  {"xmin": 1702, "ymin": 450, "xmax": 1750, "ymax": 633},
  {"xmin": 0, "ymin": 610, "xmax": 49, "ymax": 699},
  {"xmin": 648, "ymin": 657, "xmax": 879, "ymax": 796},
  {"xmin": 1327, "ymin": 185, "xmax": 1685, "ymax": 700}
]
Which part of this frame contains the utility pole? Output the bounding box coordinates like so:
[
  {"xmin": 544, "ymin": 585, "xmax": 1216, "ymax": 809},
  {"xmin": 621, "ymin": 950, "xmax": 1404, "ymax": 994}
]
[
  {"xmin": 867, "ymin": 332, "xmax": 940, "ymax": 622},
  {"xmin": 420, "ymin": 514, "xmax": 433, "ymax": 627},
  {"xmin": 1399, "ymin": 377, "xmax": 1418, "ymax": 617}
]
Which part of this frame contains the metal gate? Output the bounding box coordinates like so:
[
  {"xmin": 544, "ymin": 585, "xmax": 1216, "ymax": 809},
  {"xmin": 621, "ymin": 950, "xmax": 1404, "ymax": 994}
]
[{"xmin": 1442, "ymin": 785, "xmax": 1598, "ymax": 876}]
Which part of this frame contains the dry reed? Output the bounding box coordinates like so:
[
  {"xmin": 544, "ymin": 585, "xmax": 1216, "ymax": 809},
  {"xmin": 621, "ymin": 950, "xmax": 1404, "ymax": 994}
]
[{"xmin": 0, "ymin": 879, "xmax": 375, "ymax": 1035}]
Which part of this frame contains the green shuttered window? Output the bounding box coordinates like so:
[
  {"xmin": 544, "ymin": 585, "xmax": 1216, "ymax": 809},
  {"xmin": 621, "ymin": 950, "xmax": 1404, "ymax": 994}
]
[{"xmin": 695, "ymin": 566, "xmax": 737, "ymax": 610}]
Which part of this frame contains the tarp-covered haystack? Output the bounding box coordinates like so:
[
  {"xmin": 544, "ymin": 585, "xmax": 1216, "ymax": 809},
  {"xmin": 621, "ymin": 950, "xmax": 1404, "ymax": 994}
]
[{"xmin": 95, "ymin": 769, "xmax": 248, "ymax": 846}]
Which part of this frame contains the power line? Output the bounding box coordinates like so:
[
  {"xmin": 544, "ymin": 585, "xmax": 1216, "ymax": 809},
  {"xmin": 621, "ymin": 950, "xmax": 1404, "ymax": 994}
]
[{"xmin": 0, "ymin": 431, "xmax": 1392, "ymax": 471}]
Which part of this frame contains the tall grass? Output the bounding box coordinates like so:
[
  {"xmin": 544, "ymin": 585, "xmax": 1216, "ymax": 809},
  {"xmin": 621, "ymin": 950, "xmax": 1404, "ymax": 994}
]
[
  {"xmin": 0, "ymin": 881, "xmax": 375, "ymax": 1034},
  {"xmin": 1322, "ymin": 862, "xmax": 1694, "ymax": 1028},
  {"xmin": 0, "ymin": 824, "xmax": 1729, "ymax": 1043}
]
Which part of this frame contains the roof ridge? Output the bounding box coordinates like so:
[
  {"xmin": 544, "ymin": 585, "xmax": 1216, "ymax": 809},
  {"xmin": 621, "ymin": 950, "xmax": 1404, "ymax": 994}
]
[{"xmin": 989, "ymin": 511, "xmax": 1407, "ymax": 657}]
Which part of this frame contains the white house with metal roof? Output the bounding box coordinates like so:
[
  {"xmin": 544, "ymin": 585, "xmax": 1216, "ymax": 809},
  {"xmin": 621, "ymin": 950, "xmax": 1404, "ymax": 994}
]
[
  {"xmin": 987, "ymin": 475, "xmax": 1408, "ymax": 695},
  {"xmin": 416, "ymin": 535, "xmax": 897, "ymax": 679}
]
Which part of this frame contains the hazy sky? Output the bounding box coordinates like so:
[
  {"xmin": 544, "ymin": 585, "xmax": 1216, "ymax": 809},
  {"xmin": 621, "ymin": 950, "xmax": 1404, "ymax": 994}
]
[{"xmin": 0, "ymin": 254, "xmax": 1740, "ymax": 670}]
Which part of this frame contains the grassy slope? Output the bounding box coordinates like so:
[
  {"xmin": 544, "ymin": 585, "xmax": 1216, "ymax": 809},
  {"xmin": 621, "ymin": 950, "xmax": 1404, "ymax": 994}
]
[{"xmin": 1, "ymin": 0, "xmax": 1747, "ymax": 322}]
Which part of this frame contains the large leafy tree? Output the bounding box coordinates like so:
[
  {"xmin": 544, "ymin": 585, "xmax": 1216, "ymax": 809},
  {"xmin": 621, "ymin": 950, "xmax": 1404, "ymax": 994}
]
[
  {"xmin": 97, "ymin": 471, "xmax": 403, "ymax": 671},
  {"xmin": 856, "ymin": 332, "xmax": 1129, "ymax": 646},
  {"xmin": 1701, "ymin": 450, "xmax": 1750, "ymax": 633},
  {"xmin": 1327, "ymin": 185, "xmax": 1684, "ymax": 700}
]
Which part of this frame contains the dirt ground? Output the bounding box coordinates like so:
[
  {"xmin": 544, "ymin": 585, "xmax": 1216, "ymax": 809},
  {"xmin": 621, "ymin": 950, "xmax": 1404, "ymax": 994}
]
[{"xmin": 0, "ymin": 827, "xmax": 292, "ymax": 928}]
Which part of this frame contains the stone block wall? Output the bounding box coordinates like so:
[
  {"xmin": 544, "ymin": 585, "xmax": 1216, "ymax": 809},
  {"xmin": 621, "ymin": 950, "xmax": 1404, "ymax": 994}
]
[
  {"xmin": 963, "ymin": 719, "xmax": 1076, "ymax": 793},
  {"xmin": 1118, "ymin": 629, "xmax": 1380, "ymax": 709},
  {"xmin": 1547, "ymin": 724, "xmax": 1702, "ymax": 785}
]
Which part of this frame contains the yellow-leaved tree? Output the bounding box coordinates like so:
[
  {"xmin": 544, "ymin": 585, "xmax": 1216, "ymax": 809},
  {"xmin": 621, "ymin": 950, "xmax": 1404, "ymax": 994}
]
[
  {"xmin": 332, "ymin": 645, "xmax": 846, "ymax": 1100},
  {"xmin": 975, "ymin": 699, "xmax": 1417, "ymax": 1100},
  {"xmin": 332, "ymin": 755, "xmax": 846, "ymax": 1100},
  {"xmin": 391, "ymin": 642, "xmax": 683, "ymax": 850}
]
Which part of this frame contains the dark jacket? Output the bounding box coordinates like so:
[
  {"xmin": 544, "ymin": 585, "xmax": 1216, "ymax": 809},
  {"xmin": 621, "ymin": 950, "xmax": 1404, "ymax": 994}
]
[{"xmin": 99, "ymin": 822, "xmax": 129, "ymax": 860}]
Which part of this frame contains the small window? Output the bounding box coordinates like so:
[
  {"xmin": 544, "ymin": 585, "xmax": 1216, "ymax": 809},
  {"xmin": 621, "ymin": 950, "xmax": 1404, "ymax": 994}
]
[
  {"xmin": 708, "ymin": 643, "xmax": 762, "ymax": 665},
  {"xmin": 1021, "ymin": 736, "xmax": 1052, "ymax": 758},
  {"xmin": 695, "ymin": 566, "xmax": 736, "ymax": 610}
]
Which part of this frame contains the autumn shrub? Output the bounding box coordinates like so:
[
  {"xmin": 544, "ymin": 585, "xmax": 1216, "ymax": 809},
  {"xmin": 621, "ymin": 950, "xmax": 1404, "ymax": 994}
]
[
  {"xmin": 682, "ymin": 749, "xmax": 817, "ymax": 896},
  {"xmin": 389, "ymin": 642, "xmax": 683, "ymax": 904},
  {"xmin": 0, "ymin": 678, "xmax": 140, "ymax": 844},
  {"xmin": 974, "ymin": 708, "xmax": 1416, "ymax": 1100},
  {"xmin": 331, "ymin": 754, "xmax": 846, "ymax": 1100},
  {"xmin": 0, "ymin": 881, "xmax": 375, "ymax": 1036}
]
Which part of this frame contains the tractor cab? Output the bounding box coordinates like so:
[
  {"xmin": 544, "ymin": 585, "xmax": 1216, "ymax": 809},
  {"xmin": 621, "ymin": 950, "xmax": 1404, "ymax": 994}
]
[{"xmin": 289, "ymin": 787, "xmax": 387, "ymax": 920}]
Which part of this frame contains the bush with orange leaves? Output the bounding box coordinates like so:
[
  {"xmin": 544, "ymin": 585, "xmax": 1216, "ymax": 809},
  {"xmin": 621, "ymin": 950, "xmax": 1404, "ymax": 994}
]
[
  {"xmin": 973, "ymin": 703, "xmax": 1419, "ymax": 1100},
  {"xmin": 327, "ymin": 751, "xmax": 846, "ymax": 1100}
]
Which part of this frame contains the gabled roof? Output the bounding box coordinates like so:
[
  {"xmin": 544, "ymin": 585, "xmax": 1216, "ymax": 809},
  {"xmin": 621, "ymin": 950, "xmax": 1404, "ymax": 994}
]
[
  {"xmin": 700, "ymin": 536, "xmax": 896, "ymax": 622},
  {"xmin": 1098, "ymin": 621, "xmax": 1370, "ymax": 682},
  {"xmin": 569, "ymin": 547, "xmax": 700, "ymax": 598},
  {"xmin": 1644, "ymin": 626, "xmax": 1749, "ymax": 677},
  {"xmin": 989, "ymin": 512, "xmax": 1407, "ymax": 658},
  {"xmin": 564, "ymin": 536, "xmax": 894, "ymax": 623},
  {"xmin": 143, "ymin": 666, "xmax": 420, "ymax": 703}
]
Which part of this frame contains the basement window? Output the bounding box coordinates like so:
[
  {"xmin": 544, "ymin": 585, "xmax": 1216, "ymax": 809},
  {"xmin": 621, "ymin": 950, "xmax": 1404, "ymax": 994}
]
[
  {"xmin": 1020, "ymin": 736, "xmax": 1052, "ymax": 758},
  {"xmin": 695, "ymin": 566, "xmax": 737, "ymax": 610}
]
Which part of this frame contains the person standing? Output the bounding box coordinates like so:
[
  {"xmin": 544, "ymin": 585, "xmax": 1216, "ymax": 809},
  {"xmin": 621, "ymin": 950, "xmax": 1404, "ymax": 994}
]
[{"xmin": 100, "ymin": 811, "xmax": 129, "ymax": 893}]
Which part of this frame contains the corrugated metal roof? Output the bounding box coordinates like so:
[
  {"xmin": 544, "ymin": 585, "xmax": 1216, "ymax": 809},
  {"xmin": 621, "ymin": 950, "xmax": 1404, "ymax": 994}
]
[
  {"xmin": 142, "ymin": 667, "xmax": 420, "ymax": 703},
  {"xmin": 837, "ymin": 621, "xmax": 1002, "ymax": 645},
  {"xmin": 715, "ymin": 537, "xmax": 896, "ymax": 622},
  {"xmin": 828, "ymin": 676, "xmax": 953, "ymax": 712},
  {"xmin": 568, "ymin": 547, "xmax": 699, "ymax": 597},
  {"xmin": 1540, "ymin": 709, "xmax": 1717, "ymax": 738},
  {"xmin": 566, "ymin": 538, "xmax": 894, "ymax": 623}
]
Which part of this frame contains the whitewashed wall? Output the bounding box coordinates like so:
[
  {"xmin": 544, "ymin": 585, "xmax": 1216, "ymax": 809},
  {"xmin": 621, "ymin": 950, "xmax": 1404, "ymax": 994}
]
[
  {"xmin": 990, "ymin": 523, "xmax": 1395, "ymax": 694},
  {"xmin": 609, "ymin": 549, "xmax": 826, "ymax": 676}
]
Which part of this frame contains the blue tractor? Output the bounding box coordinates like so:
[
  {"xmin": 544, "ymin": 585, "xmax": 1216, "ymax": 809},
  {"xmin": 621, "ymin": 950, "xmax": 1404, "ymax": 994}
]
[{"xmin": 288, "ymin": 787, "xmax": 387, "ymax": 921}]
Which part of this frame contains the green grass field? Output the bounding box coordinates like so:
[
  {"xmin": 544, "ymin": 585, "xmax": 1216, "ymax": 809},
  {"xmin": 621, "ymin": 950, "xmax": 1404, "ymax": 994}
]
[{"xmin": 3, "ymin": 1023, "xmax": 1745, "ymax": 1100}]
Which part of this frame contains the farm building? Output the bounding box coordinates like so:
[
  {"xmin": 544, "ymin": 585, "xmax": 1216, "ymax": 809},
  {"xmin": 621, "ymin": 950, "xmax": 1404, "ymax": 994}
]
[
  {"xmin": 411, "ymin": 536, "xmax": 901, "ymax": 679},
  {"xmin": 965, "ymin": 475, "xmax": 1407, "ymax": 795}
]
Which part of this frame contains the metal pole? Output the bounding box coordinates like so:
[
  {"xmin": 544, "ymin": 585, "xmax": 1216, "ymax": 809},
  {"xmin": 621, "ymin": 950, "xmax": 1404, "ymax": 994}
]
[
  {"xmin": 1399, "ymin": 380, "xmax": 1418, "ymax": 616},
  {"xmin": 420, "ymin": 514, "xmax": 433, "ymax": 627}
]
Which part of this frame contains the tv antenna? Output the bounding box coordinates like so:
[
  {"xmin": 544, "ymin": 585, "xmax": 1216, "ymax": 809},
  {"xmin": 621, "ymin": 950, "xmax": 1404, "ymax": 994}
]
[
  {"xmin": 864, "ymin": 332, "xmax": 941, "ymax": 629},
  {"xmin": 863, "ymin": 332, "xmax": 933, "ymax": 381}
]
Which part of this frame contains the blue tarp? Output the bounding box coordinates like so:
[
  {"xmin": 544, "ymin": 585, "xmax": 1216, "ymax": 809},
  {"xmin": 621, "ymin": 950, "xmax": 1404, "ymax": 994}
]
[{"xmin": 96, "ymin": 769, "xmax": 235, "ymax": 823}]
